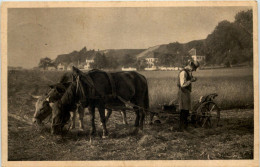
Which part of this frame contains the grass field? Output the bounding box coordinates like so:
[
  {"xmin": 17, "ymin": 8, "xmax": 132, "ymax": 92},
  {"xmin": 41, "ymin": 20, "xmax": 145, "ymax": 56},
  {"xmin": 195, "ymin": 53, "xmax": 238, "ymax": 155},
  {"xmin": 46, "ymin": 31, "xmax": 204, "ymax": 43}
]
[
  {"xmin": 140, "ymin": 68, "xmax": 253, "ymax": 109},
  {"xmin": 7, "ymin": 67, "xmax": 254, "ymax": 160}
]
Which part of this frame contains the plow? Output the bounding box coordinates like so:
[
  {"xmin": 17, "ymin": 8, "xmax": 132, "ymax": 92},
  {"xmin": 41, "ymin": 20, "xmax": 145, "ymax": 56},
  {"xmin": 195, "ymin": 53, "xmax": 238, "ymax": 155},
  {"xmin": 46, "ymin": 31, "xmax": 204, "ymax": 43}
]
[{"xmin": 149, "ymin": 93, "xmax": 221, "ymax": 128}]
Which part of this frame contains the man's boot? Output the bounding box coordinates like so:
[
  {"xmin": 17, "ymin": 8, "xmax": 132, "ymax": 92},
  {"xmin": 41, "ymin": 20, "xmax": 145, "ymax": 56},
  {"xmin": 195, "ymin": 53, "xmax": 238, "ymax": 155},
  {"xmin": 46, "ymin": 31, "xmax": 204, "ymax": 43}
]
[{"xmin": 178, "ymin": 110, "xmax": 185, "ymax": 132}]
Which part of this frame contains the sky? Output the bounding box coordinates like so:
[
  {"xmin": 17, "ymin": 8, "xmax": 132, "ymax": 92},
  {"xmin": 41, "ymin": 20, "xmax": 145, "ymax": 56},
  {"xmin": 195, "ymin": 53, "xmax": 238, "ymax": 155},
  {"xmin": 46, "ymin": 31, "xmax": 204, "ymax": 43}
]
[{"xmin": 8, "ymin": 7, "xmax": 251, "ymax": 68}]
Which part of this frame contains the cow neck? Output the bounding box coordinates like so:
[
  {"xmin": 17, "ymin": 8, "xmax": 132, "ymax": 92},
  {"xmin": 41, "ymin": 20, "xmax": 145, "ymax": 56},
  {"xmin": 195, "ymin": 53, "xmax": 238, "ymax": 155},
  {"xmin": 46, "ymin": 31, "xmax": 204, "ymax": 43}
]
[{"xmin": 59, "ymin": 82, "xmax": 77, "ymax": 109}]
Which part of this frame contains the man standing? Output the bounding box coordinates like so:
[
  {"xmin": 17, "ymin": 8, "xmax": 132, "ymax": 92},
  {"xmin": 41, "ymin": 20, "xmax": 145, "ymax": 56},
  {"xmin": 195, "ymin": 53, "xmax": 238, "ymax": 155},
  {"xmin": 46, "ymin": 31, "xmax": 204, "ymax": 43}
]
[{"xmin": 177, "ymin": 60, "xmax": 199, "ymax": 131}]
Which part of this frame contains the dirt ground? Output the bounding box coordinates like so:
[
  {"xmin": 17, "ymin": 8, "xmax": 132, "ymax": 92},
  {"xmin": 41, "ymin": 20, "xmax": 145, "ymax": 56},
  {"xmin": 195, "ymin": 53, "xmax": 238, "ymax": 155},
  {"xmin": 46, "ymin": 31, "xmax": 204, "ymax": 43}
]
[{"xmin": 8, "ymin": 109, "xmax": 253, "ymax": 160}]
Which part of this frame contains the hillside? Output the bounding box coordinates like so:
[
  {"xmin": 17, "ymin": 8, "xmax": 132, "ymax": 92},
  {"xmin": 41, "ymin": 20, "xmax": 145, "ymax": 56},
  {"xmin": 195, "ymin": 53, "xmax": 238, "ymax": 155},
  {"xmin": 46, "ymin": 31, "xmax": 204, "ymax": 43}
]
[
  {"xmin": 101, "ymin": 49, "xmax": 145, "ymax": 62},
  {"xmin": 54, "ymin": 47, "xmax": 144, "ymax": 65},
  {"xmin": 136, "ymin": 40, "xmax": 206, "ymax": 59}
]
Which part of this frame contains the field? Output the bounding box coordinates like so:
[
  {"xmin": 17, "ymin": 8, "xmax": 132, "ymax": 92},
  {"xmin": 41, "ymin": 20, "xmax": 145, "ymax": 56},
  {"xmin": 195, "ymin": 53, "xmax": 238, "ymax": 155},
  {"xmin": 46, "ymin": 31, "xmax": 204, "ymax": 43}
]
[{"xmin": 7, "ymin": 68, "xmax": 254, "ymax": 160}]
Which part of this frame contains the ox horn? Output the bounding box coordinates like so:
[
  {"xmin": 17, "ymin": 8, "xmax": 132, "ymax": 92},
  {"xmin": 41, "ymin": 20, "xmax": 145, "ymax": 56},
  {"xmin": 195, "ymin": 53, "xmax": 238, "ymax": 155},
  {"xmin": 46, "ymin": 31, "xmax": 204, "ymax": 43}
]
[
  {"xmin": 46, "ymin": 97, "xmax": 50, "ymax": 102},
  {"xmin": 30, "ymin": 94, "xmax": 41, "ymax": 99}
]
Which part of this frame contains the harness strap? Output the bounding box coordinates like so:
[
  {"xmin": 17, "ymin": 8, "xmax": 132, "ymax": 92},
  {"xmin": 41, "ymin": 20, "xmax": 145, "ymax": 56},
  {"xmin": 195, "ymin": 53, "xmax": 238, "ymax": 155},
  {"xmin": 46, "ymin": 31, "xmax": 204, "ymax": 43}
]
[
  {"xmin": 106, "ymin": 72, "xmax": 117, "ymax": 98},
  {"xmin": 85, "ymin": 74, "xmax": 95, "ymax": 88},
  {"xmin": 76, "ymin": 76, "xmax": 80, "ymax": 94},
  {"xmin": 78, "ymin": 73, "xmax": 101, "ymax": 98}
]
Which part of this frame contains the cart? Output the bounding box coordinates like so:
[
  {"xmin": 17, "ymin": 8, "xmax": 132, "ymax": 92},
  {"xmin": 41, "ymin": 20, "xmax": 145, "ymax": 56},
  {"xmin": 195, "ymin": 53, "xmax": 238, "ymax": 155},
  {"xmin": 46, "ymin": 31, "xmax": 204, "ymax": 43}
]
[{"xmin": 150, "ymin": 93, "xmax": 221, "ymax": 128}]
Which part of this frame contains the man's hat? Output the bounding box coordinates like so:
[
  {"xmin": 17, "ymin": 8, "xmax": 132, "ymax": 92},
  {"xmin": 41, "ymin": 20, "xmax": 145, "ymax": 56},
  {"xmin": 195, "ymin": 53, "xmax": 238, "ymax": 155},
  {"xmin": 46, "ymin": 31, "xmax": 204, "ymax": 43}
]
[{"xmin": 189, "ymin": 60, "xmax": 200, "ymax": 71}]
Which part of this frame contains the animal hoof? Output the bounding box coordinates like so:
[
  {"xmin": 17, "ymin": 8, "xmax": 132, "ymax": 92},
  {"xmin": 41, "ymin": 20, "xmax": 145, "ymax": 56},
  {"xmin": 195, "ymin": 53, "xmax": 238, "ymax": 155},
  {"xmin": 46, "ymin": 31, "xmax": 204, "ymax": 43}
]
[{"xmin": 154, "ymin": 120, "xmax": 161, "ymax": 124}]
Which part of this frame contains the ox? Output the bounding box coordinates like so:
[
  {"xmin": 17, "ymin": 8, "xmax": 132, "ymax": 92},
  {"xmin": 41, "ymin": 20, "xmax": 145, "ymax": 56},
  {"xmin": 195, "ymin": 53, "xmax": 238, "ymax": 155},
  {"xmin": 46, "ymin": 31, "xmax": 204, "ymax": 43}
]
[{"xmin": 32, "ymin": 72, "xmax": 128, "ymax": 130}]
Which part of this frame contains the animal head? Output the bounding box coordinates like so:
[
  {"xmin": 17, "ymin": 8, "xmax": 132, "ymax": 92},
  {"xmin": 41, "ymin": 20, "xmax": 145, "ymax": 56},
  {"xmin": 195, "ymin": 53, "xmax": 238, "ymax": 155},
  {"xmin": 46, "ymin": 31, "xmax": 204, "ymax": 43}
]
[
  {"xmin": 47, "ymin": 82, "xmax": 71, "ymax": 102},
  {"xmin": 49, "ymin": 82, "xmax": 80, "ymax": 134},
  {"xmin": 49, "ymin": 100, "xmax": 71, "ymax": 135},
  {"xmin": 32, "ymin": 82, "xmax": 71, "ymax": 125},
  {"xmin": 32, "ymin": 95, "xmax": 52, "ymax": 125}
]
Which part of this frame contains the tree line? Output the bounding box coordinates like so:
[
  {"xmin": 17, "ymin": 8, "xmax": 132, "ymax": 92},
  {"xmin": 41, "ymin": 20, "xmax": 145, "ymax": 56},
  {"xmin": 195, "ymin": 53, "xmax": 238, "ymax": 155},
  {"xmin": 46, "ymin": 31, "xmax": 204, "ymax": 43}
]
[{"xmin": 205, "ymin": 9, "xmax": 253, "ymax": 66}]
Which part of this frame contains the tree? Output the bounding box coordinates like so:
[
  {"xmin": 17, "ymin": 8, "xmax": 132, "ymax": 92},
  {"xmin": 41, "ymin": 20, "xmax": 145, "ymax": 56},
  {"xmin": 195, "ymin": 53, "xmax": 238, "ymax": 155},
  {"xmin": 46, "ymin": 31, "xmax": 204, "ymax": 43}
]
[
  {"xmin": 121, "ymin": 54, "xmax": 137, "ymax": 68},
  {"xmin": 106, "ymin": 55, "xmax": 119, "ymax": 69},
  {"xmin": 157, "ymin": 53, "xmax": 174, "ymax": 66},
  {"xmin": 137, "ymin": 59, "xmax": 148, "ymax": 70},
  {"xmin": 206, "ymin": 20, "xmax": 248, "ymax": 65},
  {"xmin": 235, "ymin": 9, "xmax": 253, "ymax": 35},
  {"xmin": 90, "ymin": 53, "xmax": 107, "ymax": 69},
  {"xmin": 205, "ymin": 9, "xmax": 253, "ymax": 66},
  {"xmin": 38, "ymin": 57, "xmax": 54, "ymax": 70},
  {"xmin": 234, "ymin": 9, "xmax": 253, "ymax": 65}
]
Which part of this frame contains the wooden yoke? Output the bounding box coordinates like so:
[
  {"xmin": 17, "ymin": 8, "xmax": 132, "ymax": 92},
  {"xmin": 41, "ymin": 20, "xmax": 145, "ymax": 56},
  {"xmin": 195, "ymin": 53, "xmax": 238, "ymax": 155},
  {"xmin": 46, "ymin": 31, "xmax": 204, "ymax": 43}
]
[
  {"xmin": 72, "ymin": 66, "xmax": 99, "ymax": 99},
  {"xmin": 72, "ymin": 66, "xmax": 117, "ymax": 100}
]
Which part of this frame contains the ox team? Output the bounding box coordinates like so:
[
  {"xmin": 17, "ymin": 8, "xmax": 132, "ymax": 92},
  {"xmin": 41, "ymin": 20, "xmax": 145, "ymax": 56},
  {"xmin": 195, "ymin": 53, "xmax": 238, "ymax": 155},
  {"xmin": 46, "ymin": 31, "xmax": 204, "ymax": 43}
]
[{"xmin": 33, "ymin": 60, "xmax": 199, "ymax": 134}]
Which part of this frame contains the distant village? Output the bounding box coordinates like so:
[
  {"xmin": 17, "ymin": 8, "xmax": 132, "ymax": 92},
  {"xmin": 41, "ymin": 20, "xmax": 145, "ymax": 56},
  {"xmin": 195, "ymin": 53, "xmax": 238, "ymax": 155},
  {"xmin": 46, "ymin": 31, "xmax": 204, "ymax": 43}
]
[{"xmin": 30, "ymin": 48, "xmax": 205, "ymax": 72}]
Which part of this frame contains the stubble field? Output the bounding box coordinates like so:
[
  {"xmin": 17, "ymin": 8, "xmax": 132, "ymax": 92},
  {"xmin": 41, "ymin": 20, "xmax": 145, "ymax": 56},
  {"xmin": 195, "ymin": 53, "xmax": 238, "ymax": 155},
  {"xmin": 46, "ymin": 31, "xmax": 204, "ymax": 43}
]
[{"xmin": 7, "ymin": 68, "xmax": 254, "ymax": 160}]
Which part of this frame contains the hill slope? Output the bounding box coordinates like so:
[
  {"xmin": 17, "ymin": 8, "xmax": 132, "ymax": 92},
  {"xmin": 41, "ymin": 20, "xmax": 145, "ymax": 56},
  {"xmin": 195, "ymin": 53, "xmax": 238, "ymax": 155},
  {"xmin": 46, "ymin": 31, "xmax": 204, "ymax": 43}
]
[{"xmin": 136, "ymin": 40, "xmax": 206, "ymax": 59}]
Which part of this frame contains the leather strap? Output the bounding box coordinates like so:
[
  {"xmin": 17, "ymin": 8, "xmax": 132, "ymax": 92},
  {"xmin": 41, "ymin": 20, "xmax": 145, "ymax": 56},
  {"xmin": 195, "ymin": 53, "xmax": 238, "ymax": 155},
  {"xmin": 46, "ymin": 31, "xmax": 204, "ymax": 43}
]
[{"xmin": 106, "ymin": 72, "xmax": 117, "ymax": 98}]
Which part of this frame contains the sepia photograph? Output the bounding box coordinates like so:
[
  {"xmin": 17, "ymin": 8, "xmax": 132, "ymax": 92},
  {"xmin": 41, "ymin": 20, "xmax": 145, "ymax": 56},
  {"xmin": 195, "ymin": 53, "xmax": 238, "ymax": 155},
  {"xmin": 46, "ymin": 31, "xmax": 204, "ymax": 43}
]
[{"xmin": 1, "ymin": 1, "xmax": 259, "ymax": 166}]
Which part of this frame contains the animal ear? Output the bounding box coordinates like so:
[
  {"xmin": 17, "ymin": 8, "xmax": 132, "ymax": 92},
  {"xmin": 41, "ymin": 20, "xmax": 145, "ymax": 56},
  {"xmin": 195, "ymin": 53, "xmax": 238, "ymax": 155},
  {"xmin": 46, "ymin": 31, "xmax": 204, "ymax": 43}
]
[
  {"xmin": 30, "ymin": 94, "xmax": 41, "ymax": 99},
  {"xmin": 72, "ymin": 66, "xmax": 84, "ymax": 77},
  {"xmin": 46, "ymin": 97, "xmax": 50, "ymax": 102}
]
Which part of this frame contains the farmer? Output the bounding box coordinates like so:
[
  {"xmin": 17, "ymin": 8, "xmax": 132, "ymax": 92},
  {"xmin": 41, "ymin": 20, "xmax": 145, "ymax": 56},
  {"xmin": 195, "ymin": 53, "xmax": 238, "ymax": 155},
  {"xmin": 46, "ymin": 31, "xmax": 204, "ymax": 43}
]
[{"xmin": 177, "ymin": 60, "xmax": 200, "ymax": 132}]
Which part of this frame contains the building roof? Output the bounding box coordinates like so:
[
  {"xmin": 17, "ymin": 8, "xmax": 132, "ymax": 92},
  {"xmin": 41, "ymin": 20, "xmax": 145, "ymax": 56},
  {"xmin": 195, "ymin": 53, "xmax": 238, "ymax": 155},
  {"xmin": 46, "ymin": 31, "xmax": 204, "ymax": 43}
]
[
  {"xmin": 189, "ymin": 48, "xmax": 196, "ymax": 56},
  {"xmin": 189, "ymin": 48, "xmax": 204, "ymax": 56}
]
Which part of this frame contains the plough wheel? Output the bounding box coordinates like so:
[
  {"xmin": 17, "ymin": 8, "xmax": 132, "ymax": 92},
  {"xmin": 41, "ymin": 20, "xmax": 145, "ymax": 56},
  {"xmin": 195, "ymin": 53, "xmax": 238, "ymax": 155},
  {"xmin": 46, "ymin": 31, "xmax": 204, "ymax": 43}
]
[{"xmin": 195, "ymin": 101, "xmax": 220, "ymax": 128}]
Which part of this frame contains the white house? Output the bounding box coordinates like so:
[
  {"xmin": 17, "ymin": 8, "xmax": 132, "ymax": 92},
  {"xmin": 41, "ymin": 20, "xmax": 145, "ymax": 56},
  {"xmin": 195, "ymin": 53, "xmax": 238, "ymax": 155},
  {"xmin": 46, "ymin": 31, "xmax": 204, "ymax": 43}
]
[
  {"xmin": 85, "ymin": 59, "xmax": 94, "ymax": 68},
  {"xmin": 144, "ymin": 52, "xmax": 158, "ymax": 68},
  {"xmin": 166, "ymin": 67, "xmax": 175, "ymax": 71},
  {"xmin": 158, "ymin": 66, "xmax": 167, "ymax": 71},
  {"xmin": 145, "ymin": 58, "xmax": 158, "ymax": 68},
  {"xmin": 189, "ymin": 48, "xmax": 205, "ymax": 63},
  {"xmin": 144, "ymin": 67, "xmax": 157, "ymax": 71},
  {"xmin": 57, "ymin": 63, "xmax": 66, "ymax": 71},
  {"xmin": 84, "ymin": 53, "xmax": 96, "ymax": 69},
  {"xmin": 122, "ymin": 67, "xmax": 137, "ymax": 71},
  {"xmin": 67, "ymin": 63, "xmax": 76, "ymax": 71},
  {"xmin": 47, "ymin": 66, "xmax": 56, "ymax": 71}
]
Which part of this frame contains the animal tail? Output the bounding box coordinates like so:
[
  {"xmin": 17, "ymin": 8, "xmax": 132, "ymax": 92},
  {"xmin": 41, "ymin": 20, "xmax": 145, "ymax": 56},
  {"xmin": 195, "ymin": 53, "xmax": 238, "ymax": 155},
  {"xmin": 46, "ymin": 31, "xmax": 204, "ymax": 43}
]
[{"xmin": 144, "ymin": 81, "xmax": 154, "ymax": 124}]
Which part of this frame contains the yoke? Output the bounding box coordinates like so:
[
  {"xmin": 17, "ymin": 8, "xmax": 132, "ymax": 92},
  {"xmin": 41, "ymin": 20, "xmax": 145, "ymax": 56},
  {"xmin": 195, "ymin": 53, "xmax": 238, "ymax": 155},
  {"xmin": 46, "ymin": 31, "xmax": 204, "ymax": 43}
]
[{"xmin": 77, "ymin": 70, "xmax": 117, "ymax": 100}]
